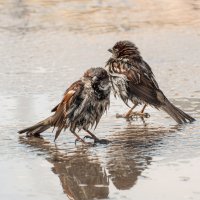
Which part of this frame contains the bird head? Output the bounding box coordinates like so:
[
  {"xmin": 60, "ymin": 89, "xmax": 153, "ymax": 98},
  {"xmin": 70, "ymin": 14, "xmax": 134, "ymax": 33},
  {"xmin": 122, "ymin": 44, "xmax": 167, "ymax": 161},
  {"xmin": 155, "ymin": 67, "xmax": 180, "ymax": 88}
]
[
  {"xmin": 84, "ymin": 67, "xmax": 110, "ymax": 91},
  {"xmin": 108, "ymin": 40, "xmax": 141, "ymax": 59}
]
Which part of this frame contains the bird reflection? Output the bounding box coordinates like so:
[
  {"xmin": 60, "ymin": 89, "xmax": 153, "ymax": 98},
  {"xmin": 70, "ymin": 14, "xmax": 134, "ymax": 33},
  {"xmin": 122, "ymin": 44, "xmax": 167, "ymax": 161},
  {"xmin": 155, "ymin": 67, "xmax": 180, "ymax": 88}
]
[
  {"xmin": 18, "ymin": 123, "xmax": 180, "ymax": 198},
  {"xmin": 18, "ymin": 136, "xmax": 109, "ymax": 200},
  {"xmin": 106, "ymin": 123, "xmax": 180, "ymax": 190}
]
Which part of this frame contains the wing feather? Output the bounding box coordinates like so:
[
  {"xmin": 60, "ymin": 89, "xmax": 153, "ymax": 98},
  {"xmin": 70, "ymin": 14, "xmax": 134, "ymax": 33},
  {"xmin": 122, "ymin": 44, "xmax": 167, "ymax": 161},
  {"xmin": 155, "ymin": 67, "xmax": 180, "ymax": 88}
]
[
  {"xmin": 52, "ymin": 80, "xmax": 84, "ymax": 140},
  {"xmin": 51, "ymin": 80, "xmax": 82, "ymax": 112},
  {"xmin": 108, "ymin": 58, "xmax": 161, "ymax": 106},
  {"xmin": 126, "ymin": 60, "xmax": 161, "ymax": 106}
]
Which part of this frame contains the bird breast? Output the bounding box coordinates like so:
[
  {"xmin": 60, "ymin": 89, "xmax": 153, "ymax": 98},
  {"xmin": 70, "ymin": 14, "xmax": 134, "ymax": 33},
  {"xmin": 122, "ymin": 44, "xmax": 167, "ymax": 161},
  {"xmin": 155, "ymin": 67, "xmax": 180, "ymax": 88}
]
[
  {"xmin": 67, "ymin": 86, "xmax": 110, "ymax": 132},
  {"xmin": 105, "ymin": 61, "xmax": 129, "ymax": 104}
]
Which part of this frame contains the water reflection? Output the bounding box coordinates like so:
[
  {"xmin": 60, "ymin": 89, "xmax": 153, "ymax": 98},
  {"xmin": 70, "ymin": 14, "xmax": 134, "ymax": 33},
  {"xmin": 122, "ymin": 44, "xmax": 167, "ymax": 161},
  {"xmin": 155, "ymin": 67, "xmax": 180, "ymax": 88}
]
[
  {"xmin": 106, "ymin": 124, "xmax": 179, "ymax": 190},
  {"xmin": 107, "ymin": 147, "xmax": 151, "ymax": 190},
  {"xmin": 18, "ymin": 122, "xmax": 180, "ymax": 199},
  {"xmin": 19, "ymin": 136, "xmax": 109, "ymax": 200}
]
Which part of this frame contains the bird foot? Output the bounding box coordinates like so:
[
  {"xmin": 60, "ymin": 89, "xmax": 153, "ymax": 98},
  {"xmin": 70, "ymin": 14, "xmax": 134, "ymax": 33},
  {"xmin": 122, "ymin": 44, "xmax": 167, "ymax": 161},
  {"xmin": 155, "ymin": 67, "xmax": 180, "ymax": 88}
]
[
  {"xmin": 83, "ymin": 135, "xmax": 94, "ymax": 140},
  {"xmin": 75, "ymin": 137, "xmax": 94, "ymax": 146},
  {"xmin": 83, "ymin": 135, "xmax": 110, "ymax": 144},
  {"xmin": 116, "ymin": 113, "xmax": 134, "ymax": 119},
  {"xmin": 129, "ymin": 112, "xmax": 150, "ymax": 118},
  {"xmin": 116, "ymin": 112, "xmax": 150, "ymax": 119}
]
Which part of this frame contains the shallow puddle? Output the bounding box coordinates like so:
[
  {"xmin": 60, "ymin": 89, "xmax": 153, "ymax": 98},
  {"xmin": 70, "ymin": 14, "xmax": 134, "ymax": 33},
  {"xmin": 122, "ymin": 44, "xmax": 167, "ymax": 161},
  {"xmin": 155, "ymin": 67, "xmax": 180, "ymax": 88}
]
[{"xmin": 0, "ymin": 1, "xmax": 200, "ymax": 200}]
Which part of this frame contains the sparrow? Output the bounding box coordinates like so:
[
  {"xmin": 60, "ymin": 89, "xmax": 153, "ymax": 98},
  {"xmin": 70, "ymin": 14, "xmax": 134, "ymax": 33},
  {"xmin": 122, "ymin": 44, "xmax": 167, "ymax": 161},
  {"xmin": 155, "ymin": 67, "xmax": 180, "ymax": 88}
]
[
  {"xmin": 18, "ymin": 67, "xmax": 111, "ymax": 144},
  {"xmin": 105, "ymin": 40, "xmax": 195, "ymax": 124}
]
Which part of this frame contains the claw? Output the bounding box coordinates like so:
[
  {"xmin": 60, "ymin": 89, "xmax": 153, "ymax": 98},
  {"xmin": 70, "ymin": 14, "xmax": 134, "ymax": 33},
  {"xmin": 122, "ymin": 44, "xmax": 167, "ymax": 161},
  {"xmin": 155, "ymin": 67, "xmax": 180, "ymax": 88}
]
[
  {"xmin": 116, "ymin": 112, "xmax": 135, "ymax": 119},
  {"xmin": 75, "ymin": 138, "xmax": 81, "ymax": 145},
  {"xmin": 129, "ymin": 112, "xmax": 150, "ymax": 118},
  {"xmin": 83, "ymin": 135, "xmax": 110, "ymax": 145},
  {"xmin": 83, "ymin": 135, "xmax": 93, "ymax": 140},
  {"xmin": 75, "ymin": 137, "xmax": 95, "ymax": 146},
  {"xmin": 116, "ymin": 111, "xmax": 150, "ymax": 120}
]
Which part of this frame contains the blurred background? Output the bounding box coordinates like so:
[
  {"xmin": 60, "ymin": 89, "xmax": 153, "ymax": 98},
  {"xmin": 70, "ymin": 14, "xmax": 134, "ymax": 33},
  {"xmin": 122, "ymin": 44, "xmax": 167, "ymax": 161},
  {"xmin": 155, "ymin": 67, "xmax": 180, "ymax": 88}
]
[{"xmin": 0, "ymin": 1, "xmax": 200, "ymax": 200}]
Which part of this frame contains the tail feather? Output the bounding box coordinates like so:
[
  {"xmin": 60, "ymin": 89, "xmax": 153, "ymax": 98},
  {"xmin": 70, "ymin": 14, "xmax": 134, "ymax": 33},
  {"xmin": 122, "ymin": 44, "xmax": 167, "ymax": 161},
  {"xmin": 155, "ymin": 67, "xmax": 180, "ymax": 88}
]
[
  {"xmin": 18, "ymin": 116, "xmax": 52, "ymax": 136},
  {"xmin": 162, "ymin": 99, "xmax": 195, "ymax": 124},
  {"xmin": 54, "ymin": 126, "xmax": 64, "ymax": 142}
]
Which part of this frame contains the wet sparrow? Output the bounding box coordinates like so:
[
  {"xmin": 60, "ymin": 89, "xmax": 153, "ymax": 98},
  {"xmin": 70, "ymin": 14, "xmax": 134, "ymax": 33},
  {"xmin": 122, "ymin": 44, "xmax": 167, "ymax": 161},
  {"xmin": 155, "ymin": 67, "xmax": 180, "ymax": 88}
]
[
  {"xmin": 106, "ymin": 40, "xmax": 195, "ymax": 124},
  {"xmin": 18, "ymin": 67, "xmax": 111, "ymax": 144}
]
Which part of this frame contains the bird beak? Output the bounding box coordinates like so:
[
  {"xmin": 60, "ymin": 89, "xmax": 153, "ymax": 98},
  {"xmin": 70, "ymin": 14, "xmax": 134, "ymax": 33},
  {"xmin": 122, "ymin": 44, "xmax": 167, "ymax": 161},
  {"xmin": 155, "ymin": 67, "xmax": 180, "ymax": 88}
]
[{"xmin": 108, "ymin": 48, "xmax": 113, "ymax": 53}]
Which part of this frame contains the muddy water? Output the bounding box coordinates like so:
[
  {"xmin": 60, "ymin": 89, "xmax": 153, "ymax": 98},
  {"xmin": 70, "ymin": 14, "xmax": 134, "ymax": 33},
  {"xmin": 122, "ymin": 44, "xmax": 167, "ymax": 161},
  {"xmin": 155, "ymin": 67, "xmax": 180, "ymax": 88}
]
[{"xmin": 1, "ymin": 1, "xmax": 200, "ymax": 200}]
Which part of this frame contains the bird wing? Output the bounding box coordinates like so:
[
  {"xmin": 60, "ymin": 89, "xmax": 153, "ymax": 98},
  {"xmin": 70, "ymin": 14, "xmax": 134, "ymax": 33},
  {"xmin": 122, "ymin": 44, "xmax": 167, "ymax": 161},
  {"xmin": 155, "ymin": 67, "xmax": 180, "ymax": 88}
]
[
  {"xmin": 52, "ymin": 80, "xmax": 84, "ymax": 141},
  {"xmin": 126, "ymin": 60, "xmax": 161, "ymax": 106},
  {"xmin": 51, "ymin": 81, "xmax": 82, "ymax": 112},
  {"xmin": 108, "ymin": 58, "xmax": 161, "ymax": 106},
  {"xmin": 142, "ymin": 60, "xmax": 159, "ymax": 89}
]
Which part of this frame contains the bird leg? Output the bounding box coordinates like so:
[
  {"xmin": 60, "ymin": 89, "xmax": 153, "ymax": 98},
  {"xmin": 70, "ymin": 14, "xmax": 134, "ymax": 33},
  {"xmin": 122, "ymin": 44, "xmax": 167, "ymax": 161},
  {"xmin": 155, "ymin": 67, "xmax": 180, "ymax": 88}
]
[
  {"xmin": 141, "ymin": 104, "xmax": 147, "ymax": 113},
  {"xmin": 116, "ymin": 104, "xmax": 138, "ymax": 119},
  {"xmin": 116, "ymin": 104, "xmax": 150, "ymax": 119},
  {"xmin": 72, "ymin": 131, "xmax": 93, "ymax": 146},
  {"xmin": 129, "ymin": 104, "xmax": 150, "ymax": 118},
  {"xmin": 83, "ymin": 129, "xmax": 110, "ymax": 144}
]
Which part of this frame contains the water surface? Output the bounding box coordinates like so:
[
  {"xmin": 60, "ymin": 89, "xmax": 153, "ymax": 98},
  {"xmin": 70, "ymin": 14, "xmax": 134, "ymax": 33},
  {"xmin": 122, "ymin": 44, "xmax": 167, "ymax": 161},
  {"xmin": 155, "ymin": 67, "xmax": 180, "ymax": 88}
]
[{"xmin": 0, "ymin": 1, "xmax": 200, "ymax": 200}]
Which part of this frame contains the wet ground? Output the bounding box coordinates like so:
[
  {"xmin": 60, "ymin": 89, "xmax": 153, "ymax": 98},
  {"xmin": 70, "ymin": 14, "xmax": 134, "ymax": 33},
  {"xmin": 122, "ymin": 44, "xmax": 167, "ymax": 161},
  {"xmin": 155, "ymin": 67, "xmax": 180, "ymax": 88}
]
[{"xmin": 1, "ymin": 0, "xmax": 200, "ymax": 200}]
